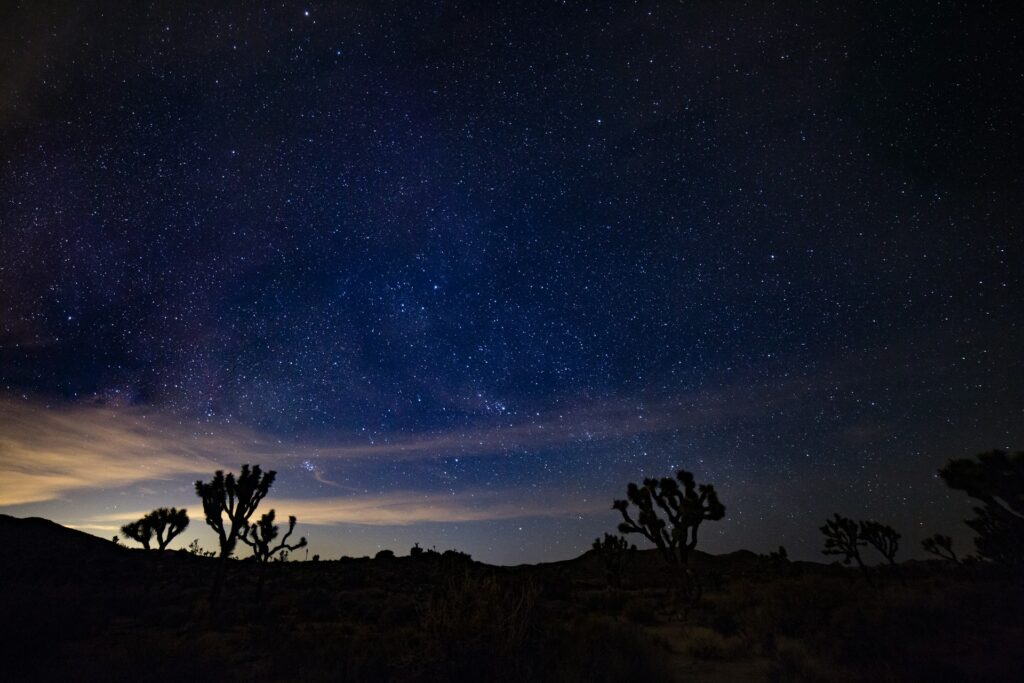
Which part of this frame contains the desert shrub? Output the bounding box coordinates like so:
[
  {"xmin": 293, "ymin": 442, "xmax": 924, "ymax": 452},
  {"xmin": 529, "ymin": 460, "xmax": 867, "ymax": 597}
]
[
  {"xmin": 413, "ymin": 571, "xmax": 539, "ymax": 681},
  {"xmin": 579, "ymin": 588, "xmax": 628, "ymax": 614},
  {"xmin": 769, "ymin": 637, "xmax": 853, "ymax": 683},
  {"xmin": 682, "ymin": 626, "xmax": 744, "ymax": 660},
  {"xmin": 538, "ymin": 568, "xmax": 573, "ymax": 600},
  {"xmin": 547, "ymin": 617, "xmax": 673, "ymax": 683},
  {"xmin": 623, "ymin": 597, "xmax": 658, "ymax": 625},
  {"xmin": 377, "ymin": 599, "xmax": 418, "ymax": 628}
]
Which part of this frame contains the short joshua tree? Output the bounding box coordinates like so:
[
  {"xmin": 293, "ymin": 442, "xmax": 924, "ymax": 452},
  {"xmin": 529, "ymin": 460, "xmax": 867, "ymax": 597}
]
[
  {"xmin": 121, "ymin": 517, "xmax": 154, "ymax": 549},
  {"xmin": 240, "ymin": 510, "xmax": 307, "ymax": 563},
  {"xmin": 120, "ymin": 507, "xmax": 189, "ymax": 550},
  {"xmin": 592, "ymin": 533, "xmax": 636, "ymax": 588},
  {"xmin": 922, "ymin": 534, "xmax": 960, "ymax": 564}
]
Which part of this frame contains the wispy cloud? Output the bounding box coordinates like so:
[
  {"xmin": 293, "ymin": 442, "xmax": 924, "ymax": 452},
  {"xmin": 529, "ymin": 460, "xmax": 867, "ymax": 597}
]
[
  {"xmin": 0, "ymin": 394, "xmax": 719, "ymax": 507},
  {"xmin": 0, "ymin": 364, "xmax": 869, "ymax": 508},
  {"xmin": 0, "ymin": 400, "xmax": 224, "ymax": 506},
  {"xmin": 72, "ymin": 490, "xmax": 603, "ymax": 528}
]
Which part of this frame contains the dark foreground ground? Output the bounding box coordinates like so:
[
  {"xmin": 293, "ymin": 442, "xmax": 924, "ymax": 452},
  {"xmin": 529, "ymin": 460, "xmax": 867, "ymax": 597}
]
[{"xmin": 1, "ymin": 515, "xmax": 1021, "ymax": 682}]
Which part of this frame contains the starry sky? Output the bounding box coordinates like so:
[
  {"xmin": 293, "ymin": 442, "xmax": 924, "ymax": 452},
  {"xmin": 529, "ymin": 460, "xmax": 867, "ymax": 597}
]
[{"xmin": 0, "ymin": 1, "xmax": 1021, "ymax": 564}]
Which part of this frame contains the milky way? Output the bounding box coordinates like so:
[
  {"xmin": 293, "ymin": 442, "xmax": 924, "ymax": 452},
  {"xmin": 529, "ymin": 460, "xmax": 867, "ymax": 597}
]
[{"xmin": 0, "ymin": 2, "xmax": 1021, "ymax": 563}]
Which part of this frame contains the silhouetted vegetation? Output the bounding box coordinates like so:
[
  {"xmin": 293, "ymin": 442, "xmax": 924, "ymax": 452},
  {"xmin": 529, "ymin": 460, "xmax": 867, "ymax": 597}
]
[
  {"xmin": 195, "ymin": 464, "xmax": 276, "ymax": 599},
  {"xmin": 5, "ymin": 444, "xmax": 1024, "ymax": 682},
  {"xmin": 859, "ymin": 520, "xmax": 900, "ymax": 566},
  {"xmin": 592, "ymin": 533, "xmax": 635, "ymax": 588},
  {"xmin": 187, "ymin": 538, "xmax": 217, "ymax": 557},
  {"xmin": 922, "ymin": 533, "xmax": 960, "ymax": 564},
  {"xmin": 240, "ymin": 510, "xmax": 307, "ymax": 563},
  {"xmin": 820, "ymin": 513, "xmax": 869, "ymax": 580},
  {"xmin": 613, "ymin": 468, "xmax": 725, "ymax": 602},
  {"xmin": 148, "ymin": 507, "xmax": 190, "ymax": 550},
  {"xmin": 119, "ymin": 507, "xmax": 189, "ymax": 550},
  {"xmin": 940, "ymin": 449, "xmax": 1024, "ymax": 571},
  {"xmin": 120, "ymin": 517, "xmax": 153, "ymax": 549}
]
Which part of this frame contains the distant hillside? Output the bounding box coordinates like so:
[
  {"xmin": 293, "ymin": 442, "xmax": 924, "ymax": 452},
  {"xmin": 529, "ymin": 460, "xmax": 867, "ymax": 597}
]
[{"xmin": 0, "ymin": 514, "xmax": 134, "ymax": 580}]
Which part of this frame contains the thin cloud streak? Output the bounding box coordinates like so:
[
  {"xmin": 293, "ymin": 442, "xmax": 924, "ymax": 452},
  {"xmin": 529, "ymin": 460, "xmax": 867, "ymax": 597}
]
[
  {"xmin": 0, "ymin": 367, "xmax": 859, "ymax": 507},
  {"xmin": 0, "ymin": 400, "xmax": 224, "ymax": 506},
  {"xmin": 0, "ymin": 395, "xmax": 719, "ymax": 507},
  {"xmin": 75, "ymin": 490, "xmax": 604, "ymax": 528}
]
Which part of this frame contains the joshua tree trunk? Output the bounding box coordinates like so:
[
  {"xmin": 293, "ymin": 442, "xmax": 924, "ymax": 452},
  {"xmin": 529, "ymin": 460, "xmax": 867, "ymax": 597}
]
[{"xmin": 210, "ymin": 551, "xmax": 228, "ymax": 603}]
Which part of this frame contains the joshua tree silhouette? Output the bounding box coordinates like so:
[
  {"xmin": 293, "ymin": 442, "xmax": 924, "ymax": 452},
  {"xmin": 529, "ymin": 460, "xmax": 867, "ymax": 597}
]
[
  {"xmin": 146, "ymin": 507, "xmax": 190, "ymax": 550},
  {"xmin": 859, "ymin": 520, "xmax": 900, "ymax": 566},
  {"xmin": 613, "ymin": 469, "xmax": 725, "ymax": 602},
  {"xmin": 240, "ymin": 510, "xmax": 307, "ymax": 563},
  {"xmin": 939, "ymin": 449, "xmax": 1024, "ymax": 570},
  {"xmin": 195, "ymin": 464, "xmax": 276, "ymax": 600},
  {"xmin": 922, "ymin": 533, "xmax": 960, "ymax": 564},
  {"xmin": 592, "ymin": 533, "xmax": 636, "ymax": 588},
  {"xmin": 121, "ymin": 517, "xmax": 154, "ymax": 549},
  {"xmin": 238, "ymin": 509, "xmax": 306, "ymax": 600},
  {"xmin": 121, "ymin": 508, "xmax": 189, "ymax": 550},
  {"xmin": 820, "ymin": 513, "xmax": 869, "ymax": 580}
]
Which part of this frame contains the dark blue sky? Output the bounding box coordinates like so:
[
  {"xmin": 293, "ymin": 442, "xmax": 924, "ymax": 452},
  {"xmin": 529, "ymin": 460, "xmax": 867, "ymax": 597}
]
[{"xmin": 0, "ymin": 1, "xmax": 1020, "ymax": 563}]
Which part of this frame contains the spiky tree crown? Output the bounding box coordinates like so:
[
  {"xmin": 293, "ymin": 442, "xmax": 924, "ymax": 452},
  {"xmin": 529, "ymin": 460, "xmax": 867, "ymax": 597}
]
[
  {"xmin": 239, "ymin": 509, "xmax": 307, "ymax": 563},
  {"xmin": 612, "ymin": 469, "xmax": 725, "ymax": 566},
  {"xmin": 922, "ymin": 534, "xmax": 958, "ymax": 563},
  {"xmin": 939, "ymin": 449, "xmax": 1024, "ymax": 567},
  {"xmin": 195, "ymin": 464, "xmax": 276, "ymax": 557},
  {"xmin": 592, "ymin": 533, "xmax": 634, "ymax": 554},
  {"xmin": 820, "ymin": 513, "xmax": 864, "ymax": 564},
  {"xmin": 121, "ymin": 518, "xmax": 154, "ymax": 549},
  {"xmin": 859, "ymin": 520, "xmax": 900, "ymax": 563},
  {"xmin": 147, "ymin": 507, "xmax": 190, "ymax": 550}
]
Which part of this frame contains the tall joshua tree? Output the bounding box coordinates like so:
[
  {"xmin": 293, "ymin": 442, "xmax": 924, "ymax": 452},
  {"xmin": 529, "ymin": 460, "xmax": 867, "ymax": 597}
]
[
  {"xmin": 939, "ymin": 449, "xmax": 1024, "ymax": 570},
  {"xmin": 613, "ymin": 469, "xmax": 725, "ymax": 601},
  {"xmin": 195, "ymin": 464, "xmax": 276, "ymax": 600},
  {"xmin": 820, "ymin": 513, "xmax": 869, "ymax": 580}
]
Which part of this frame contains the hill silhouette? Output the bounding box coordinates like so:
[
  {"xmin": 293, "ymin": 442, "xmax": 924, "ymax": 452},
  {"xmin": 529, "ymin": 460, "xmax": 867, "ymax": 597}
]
[{"xmin": 0, "ymin": 515, "xmax": 1021, "ymax": 682}]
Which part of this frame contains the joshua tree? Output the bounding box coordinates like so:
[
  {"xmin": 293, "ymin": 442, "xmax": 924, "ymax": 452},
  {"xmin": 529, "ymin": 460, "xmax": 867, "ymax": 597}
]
[
  {"xmin": 613, "ymin": 468, "xmax": 725, "ymax": 601},
  {"xmin": 592, "ymin": 533, "xmax": 636, "ymax": 588},
  {"xmin": 121, "ymin": 508, "xmax": 190, "ymax": 550},
  {"xmin": 146, "ymin": 507, "xmax": 190, "ymax": 550},
  {"xmin": 922, "ymin": 534, "xmax": 960, "ymax": 564},
  {"xmin": 859, "ymin": 520, "xmax": 900, "ymax": 566},
  {"xmin": 121, "ymin": 517, "xmax": 154, "ymax": 549},
  {"xmin": 820, "ymin": 513, "xmax": 869, "ymax": 580},
  {"xmin": 239, "ymin": 510, "xmax": 307, "ymax": 563},
  {"xmin": 195, "ymin": 464, "xmax": 276, "ymax": 600},
  {"xmin": 238, "ymin": 510, "xmax": 306, "ymax": 600},
  {"xmin": 939, "ymin": 449, "xmax": 1024, "ymax": 570}
]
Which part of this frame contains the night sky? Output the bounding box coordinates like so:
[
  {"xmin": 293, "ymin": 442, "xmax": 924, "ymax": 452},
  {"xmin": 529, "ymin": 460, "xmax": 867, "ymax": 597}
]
[{"xmin": 1, "ymin": 2, "xmax": 1021, "ymax": 563}]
